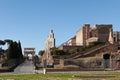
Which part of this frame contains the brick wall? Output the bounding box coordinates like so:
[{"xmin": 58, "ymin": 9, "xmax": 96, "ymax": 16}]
[{"xmin": 83, "ymin": 24, "xmax": 90, "ymax": 45}]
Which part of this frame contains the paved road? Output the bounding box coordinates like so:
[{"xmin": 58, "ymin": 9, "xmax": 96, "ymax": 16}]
[{"xmin": 14, "ymin": 60, "xmax": 34, "ymax": 74}]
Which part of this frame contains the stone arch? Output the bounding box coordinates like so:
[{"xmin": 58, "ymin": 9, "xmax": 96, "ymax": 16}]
[{"xmin": 24, "ymin": 48, "xmax": 35, "ymax": 60}]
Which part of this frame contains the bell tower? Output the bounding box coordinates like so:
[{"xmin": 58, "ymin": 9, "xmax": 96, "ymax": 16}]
[
  {"xmin": 43, "ymin": 30, "xmax": 55, "ymax": 67},
  {"xmin": 45, "ymin": 30, "xmax": 55, "ymax": 50}
]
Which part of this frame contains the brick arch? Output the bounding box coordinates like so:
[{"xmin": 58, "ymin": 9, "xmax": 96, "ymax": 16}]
[
  {"xmin": 103, "ymin": 54, "xmax": 110, "ymax": 59},
  {"xmin": 102, "ymin": 52, "xmax": 115, "ymax": 59}
]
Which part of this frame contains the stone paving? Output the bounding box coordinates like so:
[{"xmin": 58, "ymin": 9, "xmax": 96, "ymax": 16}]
[{"xmin": 14, "ymin": 60, "xmax": 34, "ymax": 74}]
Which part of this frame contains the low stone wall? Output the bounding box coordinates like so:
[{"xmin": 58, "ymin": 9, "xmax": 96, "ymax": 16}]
[
  {"xmin": 64, "ymin": 58, "xmax": 103, "ymax": 68},
  {"xmin": 1, "ymin": 59, "xmax": 24, "ymax": 72},
  {"xmin": 46, "ymin": 68, "xmax": 104, "ymax": 72}
]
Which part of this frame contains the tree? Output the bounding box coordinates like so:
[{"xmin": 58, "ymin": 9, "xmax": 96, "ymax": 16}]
[
  {"xmin": 51, "ymin": 49, "xmax": 69, "ymax": 56},
  {"xmin": 0, "ymin": 40, "xmax": 5, "ymax": 46},
  {"xmin": 0, "ymin": 40, "xmax": 5, "ymax": 53},
  {"xmin": 18, "ymin": 40, "xmax": 23, "ymax": 59},
  {"xmin": 6, "ymin": 40, "xmax": 23, "ymax": 60},
  {"xmin": 4, "ymin": 39, "xmax": 13, "ymax": 46},
  {"xmin": 12, "ymin": 41, "xmax": 19, "ymax": 58},
  {"xmin": 6, "ymin": 41, "xmax": 13, "ymax": 60},
  {"xmin": 38, "ymin": 50, "xmax": 44, "ymax": 56}
]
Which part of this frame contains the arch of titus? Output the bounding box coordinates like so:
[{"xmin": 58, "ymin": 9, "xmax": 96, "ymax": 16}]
[
  {"xmin": 42, "ymin": 30, "xmax": 55, "ymax": 67},
  {"xmin": 24, "ymin": 48, "xmax": 35, "ymax": 59}
]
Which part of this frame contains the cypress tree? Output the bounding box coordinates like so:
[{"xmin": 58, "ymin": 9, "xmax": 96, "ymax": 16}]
[
  {"xmin": 6, "ymin": 40, "xmax": 23, "ymax": 60},
  {"xmin": 13, "ymin": 41, "xmax": 19, "ymax": 58},
  {"xmin": 18, "ymin": 41, "xmax": 23, "ymax": 59},
  {"xmin": 6, "ymin": 41, "xmax": 13, "ymax": 60}
]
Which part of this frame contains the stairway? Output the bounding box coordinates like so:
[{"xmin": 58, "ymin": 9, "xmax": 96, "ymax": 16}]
[
  {"xmin": 64, "ymin": 44, "xmax": 107, "ymax": 59},
  {"xmin": 73, "ymin": 44, "xmax": 109, "ymax": 59}
]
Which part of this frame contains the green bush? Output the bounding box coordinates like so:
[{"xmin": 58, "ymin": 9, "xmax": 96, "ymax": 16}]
[
  {"xmin": 38, "ymin": 50, "xmax": 45, "ymax": 56},
  {"xmin": 89, "ymin": 41, "xmax": 105, "ymax": 46},
  {"xmin": 78, "ymin": 42, "xmax": 105, "ymax": 52},
  {"xmin": 52, "ymin": 49, "xmax": 69, "ymax": 56}
]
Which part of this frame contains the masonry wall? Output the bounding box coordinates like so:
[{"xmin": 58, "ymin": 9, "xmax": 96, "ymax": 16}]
[
  {"xmin": 66, "ymin": 37, "xmax": 76, "ymax": 46},
  {"xmin": 83, "ymin": 24, "xmax": 90, "ymax": 45},
  {"xmin": 71, "ymin": 37, "xmax": 76, "ymax": 45},
  {"xmin": 76, "ymin": 27, "xmax": 83, "ymax": 46},
  {"xmin": 97, "ymin": 24, "xmax": 112, "ymax": 42},
  {"xmin": 113, "ymin": 32, "xmax": 120, "ymax": 45}
]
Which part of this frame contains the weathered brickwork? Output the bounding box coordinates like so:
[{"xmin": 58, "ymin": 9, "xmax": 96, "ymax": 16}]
[
  {"xmin": 42, "ymin": 24, "xmax": 120, "ymax": 70},
  {"xmin": 75, "ymin": 24, "xmax": 112, "ymax": 46},
  {"xmin": 83, "ymin": 24, "xmax": 90, "ymax": 45},
  {"xmin": 113, "ymin": 32, "xmax": 120, "ymax": 45}
]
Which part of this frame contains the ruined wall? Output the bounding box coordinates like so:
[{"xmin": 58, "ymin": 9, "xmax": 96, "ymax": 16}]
[
  {"xmin": 113, "ymin": 32, "xmax": 120, "ymax": 45},
  {"xmin": 76, "ymin": 27, "xmax": 83, "ymax": 46},
  {"xmin": 89, "ymin": 24, "xmax": 112, "ymax": 42},
  {"xmin": 83, "ymin": 24, "xmax": 90, "ymax": 45},
  {"xmin": 66, "ymin": 37, "xmax": 76, "ymax": 46},
  {"xmin": 76, "ymin": 24, "xmax": 90, "ymax": 46},
  {"xmin": 97, "ymin": 24, "xmax": 112, "ymax": 42},
  {"xmin": 71, "ymin": 37, "xmax": 76, "ymax": 45}
]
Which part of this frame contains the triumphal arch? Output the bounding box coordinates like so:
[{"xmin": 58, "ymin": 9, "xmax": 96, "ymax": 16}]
[{"xmin": 24, "ymin": 48, "xmax": 35, "ymax": 58}]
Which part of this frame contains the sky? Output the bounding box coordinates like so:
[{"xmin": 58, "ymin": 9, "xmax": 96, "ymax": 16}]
[{"xmin": 0, "ymin": 0, "xmax": 120, "ymax": 55}]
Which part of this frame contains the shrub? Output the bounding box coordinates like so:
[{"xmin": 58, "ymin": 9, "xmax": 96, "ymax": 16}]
[
  {"xmin": 38, "ymin": 50, "xmax": 44, "ymax": 56},
  {"xmin": 52, "ymin": 49, "xmax": 69, "ymax": 56},
  {"xmin": 89, "ymin": 41, "xmax": 105, "ymax": 46},
  {"xmin": 80, "ymin": 46, "xmax": 86, "ymax": 51}
]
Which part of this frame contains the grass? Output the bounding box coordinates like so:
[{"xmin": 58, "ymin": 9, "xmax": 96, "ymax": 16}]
[
  {"xmin": 0, "ymin": 74, "xmax": 73, "ymax": 80},
  {"xmin": 0, "ymin": 72, "xmax": 120, "ymax": 80}
]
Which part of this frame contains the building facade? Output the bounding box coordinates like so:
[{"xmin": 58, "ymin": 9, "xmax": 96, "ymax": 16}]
[{"xmin": 76, "ymin": 24, "xmax": 112, "ymax": 46}]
